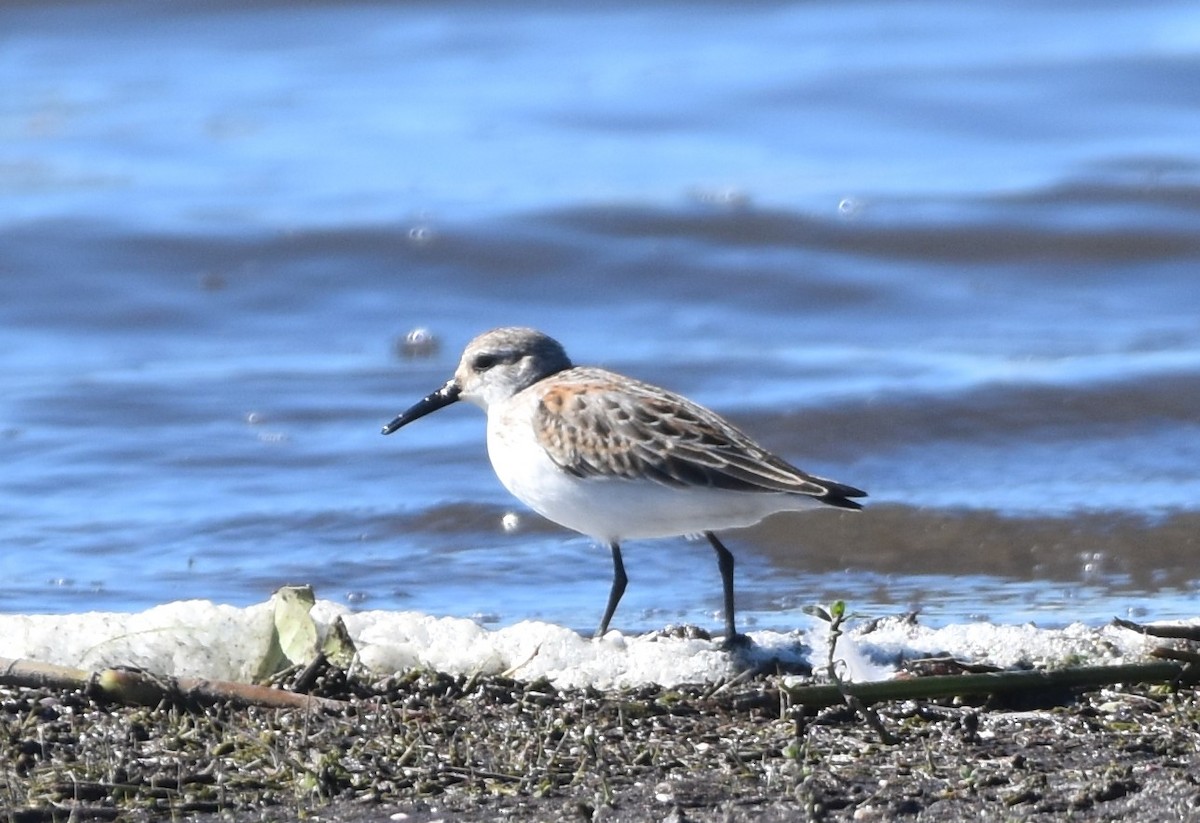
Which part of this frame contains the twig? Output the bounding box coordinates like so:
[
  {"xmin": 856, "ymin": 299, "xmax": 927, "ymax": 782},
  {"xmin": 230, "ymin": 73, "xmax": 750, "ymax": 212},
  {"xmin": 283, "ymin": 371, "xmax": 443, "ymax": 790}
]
[
  {"xmin": 0, "ymin": 657, "xmax": 348, "ymax": 712},
  {"xmin": 0, "ymin": 657, "xmax": 95, "ymax": 691},
  {"xmin": 1149, "ymin": 647, "xmax": 1200, "ymax": 666},
  {"xmin": 785, "ymin": 660, "xmax": 1195, "ymax": 709},
  {"xmin": 1113, "ymin": 617, "xmax": 1200, "ymax": 641},
  {"xmin": 844, "ymin": 694, "xmax": 900, "ymax": 744}
]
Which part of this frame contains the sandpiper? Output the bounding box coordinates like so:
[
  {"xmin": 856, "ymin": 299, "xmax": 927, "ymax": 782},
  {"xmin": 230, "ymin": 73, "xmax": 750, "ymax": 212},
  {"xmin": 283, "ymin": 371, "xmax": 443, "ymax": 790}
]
[{"xmin": 382, "ymin": 326, "xmax": 865, "ymax": 643}]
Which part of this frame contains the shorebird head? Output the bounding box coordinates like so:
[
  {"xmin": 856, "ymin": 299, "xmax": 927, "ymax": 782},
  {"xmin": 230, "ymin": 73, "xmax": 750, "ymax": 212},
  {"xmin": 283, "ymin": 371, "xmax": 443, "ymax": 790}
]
[{"xmin": 382, "ymin": 327, "xmax": 572, "ymax": 433}]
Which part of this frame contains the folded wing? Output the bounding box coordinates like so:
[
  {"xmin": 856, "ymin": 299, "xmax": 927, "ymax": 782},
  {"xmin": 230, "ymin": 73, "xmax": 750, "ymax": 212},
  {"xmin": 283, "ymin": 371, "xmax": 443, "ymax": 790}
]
[{"xmin": 534, "ymin": 368, "xmax": 866, "ymax": 509}]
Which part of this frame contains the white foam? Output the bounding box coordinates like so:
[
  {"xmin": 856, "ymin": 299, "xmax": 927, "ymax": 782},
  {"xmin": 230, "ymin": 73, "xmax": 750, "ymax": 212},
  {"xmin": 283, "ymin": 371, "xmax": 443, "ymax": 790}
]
[
  {"xmin": 0, "ymin": 598, "xmax": 1165, "ymax": 689},
  {"xmin": 851, "ymin": 615, "xmax": 1160, "ymax": 670},
  {"xmin": 0, "ymin": 600, "xmax": 277, "ymax": 682},
  {"xmin": 344, "ymin": 612, "xmax": 773, "ymax": 689}
]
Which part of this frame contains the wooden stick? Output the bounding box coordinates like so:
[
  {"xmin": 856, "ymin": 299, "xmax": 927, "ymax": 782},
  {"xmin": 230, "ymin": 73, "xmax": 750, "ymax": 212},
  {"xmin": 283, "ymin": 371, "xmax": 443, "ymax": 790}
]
[
  {"xmin": 1113, "ymin": 617, "xmax": 1200, "ymax": 641},
  {"xmin": 1150, "ymin": 647, "xmax": 1200, "ymax": 665},
  {"xmin": 785, "ymin": 660, "xmax": 1193, "ymax": 709},
  {"xmin": 0, "ymin": 657, "xmax": 348, "ymax": 712},
  {"xmin": 0, "ymin": 656, "xmax": 97, "ymax": 691}
]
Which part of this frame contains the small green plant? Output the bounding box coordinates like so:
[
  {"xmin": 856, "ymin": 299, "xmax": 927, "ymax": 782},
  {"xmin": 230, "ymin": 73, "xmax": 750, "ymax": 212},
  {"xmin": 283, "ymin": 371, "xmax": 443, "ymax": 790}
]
[
  {"xmin": 803, "ymin": 600, "xmax": 898, "ymax": 744},
  {"xmin": 802, "ymin": 600, "xmax": 850, "ymax": 684}
]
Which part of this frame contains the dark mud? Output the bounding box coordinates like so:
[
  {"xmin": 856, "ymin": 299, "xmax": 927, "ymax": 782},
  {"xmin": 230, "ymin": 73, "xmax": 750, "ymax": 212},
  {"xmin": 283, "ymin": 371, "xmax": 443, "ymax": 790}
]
[{"xmin": 3, "ymin": 664, "xmax": 1200, "ymax": 822}]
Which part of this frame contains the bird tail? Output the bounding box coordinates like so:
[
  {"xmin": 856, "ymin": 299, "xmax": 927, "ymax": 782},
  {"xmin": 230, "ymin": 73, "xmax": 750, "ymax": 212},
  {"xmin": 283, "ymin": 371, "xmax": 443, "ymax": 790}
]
[{"xmin": 817, "ymin": 479, "xmax": 867, "ymax": 510}]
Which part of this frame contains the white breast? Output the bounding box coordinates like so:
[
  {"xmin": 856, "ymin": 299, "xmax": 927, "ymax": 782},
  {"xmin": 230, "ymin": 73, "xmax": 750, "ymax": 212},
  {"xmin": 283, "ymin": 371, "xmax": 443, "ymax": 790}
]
[{"xmin": 484, "ymin": 392, "xmax": 826, "ymax": 542}]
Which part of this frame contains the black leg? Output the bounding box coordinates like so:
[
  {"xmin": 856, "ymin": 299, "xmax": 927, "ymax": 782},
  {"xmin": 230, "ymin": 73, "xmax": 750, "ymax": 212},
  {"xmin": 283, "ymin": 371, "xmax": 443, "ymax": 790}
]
[
  {"xmin": 595, "ymin": 542, "xmax": 628, "ymax": 638},
  {"xmin": 705, "ymin": 532, "xmax": 744, "ymax": 644}
]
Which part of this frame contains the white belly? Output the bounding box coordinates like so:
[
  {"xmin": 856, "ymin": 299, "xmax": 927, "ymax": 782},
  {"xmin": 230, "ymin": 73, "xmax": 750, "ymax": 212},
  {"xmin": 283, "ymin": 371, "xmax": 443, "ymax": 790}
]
[{"xmin": 485, "ymin": 401, "xmax": 825, "ymax": 542}]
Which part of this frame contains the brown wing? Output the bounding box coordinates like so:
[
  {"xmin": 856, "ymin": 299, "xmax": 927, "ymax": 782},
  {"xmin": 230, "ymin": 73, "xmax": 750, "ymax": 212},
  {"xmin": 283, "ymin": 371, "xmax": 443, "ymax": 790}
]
[{"xmin": 533, "ymin": 367, "xmax": 865, "ymax": 508}]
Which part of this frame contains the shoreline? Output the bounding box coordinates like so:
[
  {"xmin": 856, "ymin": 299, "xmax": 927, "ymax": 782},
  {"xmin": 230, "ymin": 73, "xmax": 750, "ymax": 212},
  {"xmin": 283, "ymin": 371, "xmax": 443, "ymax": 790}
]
[{"xmin": 4, "ymin": 663, "xmax": 1199, "ymax": 822}]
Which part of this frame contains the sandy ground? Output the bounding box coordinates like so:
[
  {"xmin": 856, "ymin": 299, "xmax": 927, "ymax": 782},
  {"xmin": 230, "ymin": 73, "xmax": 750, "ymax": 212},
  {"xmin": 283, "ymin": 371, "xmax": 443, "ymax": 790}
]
[{"xmin": 3, "ymin": 662, "xmax": 1200, "ymax": 822}]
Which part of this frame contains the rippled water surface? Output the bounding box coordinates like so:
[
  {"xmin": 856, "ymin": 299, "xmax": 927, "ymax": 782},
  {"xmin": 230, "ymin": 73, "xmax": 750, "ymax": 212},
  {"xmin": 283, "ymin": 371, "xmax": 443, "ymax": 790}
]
[{"xmin": 3, "ymin": 0, "xmax": 1200, "ymax": 630}]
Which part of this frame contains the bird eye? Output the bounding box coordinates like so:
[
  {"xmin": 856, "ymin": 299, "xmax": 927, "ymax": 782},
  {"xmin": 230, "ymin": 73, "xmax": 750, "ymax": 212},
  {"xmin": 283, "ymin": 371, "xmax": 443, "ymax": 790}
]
[{"xmin": 472, "ymin": 353, "xmax": 499, "ymax": 371}]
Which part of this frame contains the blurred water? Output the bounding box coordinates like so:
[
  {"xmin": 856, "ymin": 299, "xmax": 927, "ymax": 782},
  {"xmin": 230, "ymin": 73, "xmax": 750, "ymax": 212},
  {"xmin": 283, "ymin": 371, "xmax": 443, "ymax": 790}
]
[{"xmin": 2, "ymin": 0, "xmax": 1199, "ymax": 630}]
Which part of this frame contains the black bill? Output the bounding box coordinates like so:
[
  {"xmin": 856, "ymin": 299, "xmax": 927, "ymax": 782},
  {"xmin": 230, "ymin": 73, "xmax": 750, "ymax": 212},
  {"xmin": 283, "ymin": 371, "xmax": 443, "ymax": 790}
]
[{"xmin": 381, "ymin": 379, "xmax": 462, "ymax": 434}]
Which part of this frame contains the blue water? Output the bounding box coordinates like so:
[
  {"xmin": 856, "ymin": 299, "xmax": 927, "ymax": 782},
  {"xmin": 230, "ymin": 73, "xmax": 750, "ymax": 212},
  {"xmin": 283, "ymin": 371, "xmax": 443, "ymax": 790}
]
[{"xmin": 2, "ymin": 0, "xmax": 1200, "ymax": 631}]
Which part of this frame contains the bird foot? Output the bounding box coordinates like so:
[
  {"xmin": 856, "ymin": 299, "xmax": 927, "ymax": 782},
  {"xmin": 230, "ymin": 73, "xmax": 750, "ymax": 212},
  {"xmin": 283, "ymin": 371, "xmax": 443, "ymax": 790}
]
[{"xmin": 720, "ymin": 631, "xmax": 751, "ymax": 651}]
